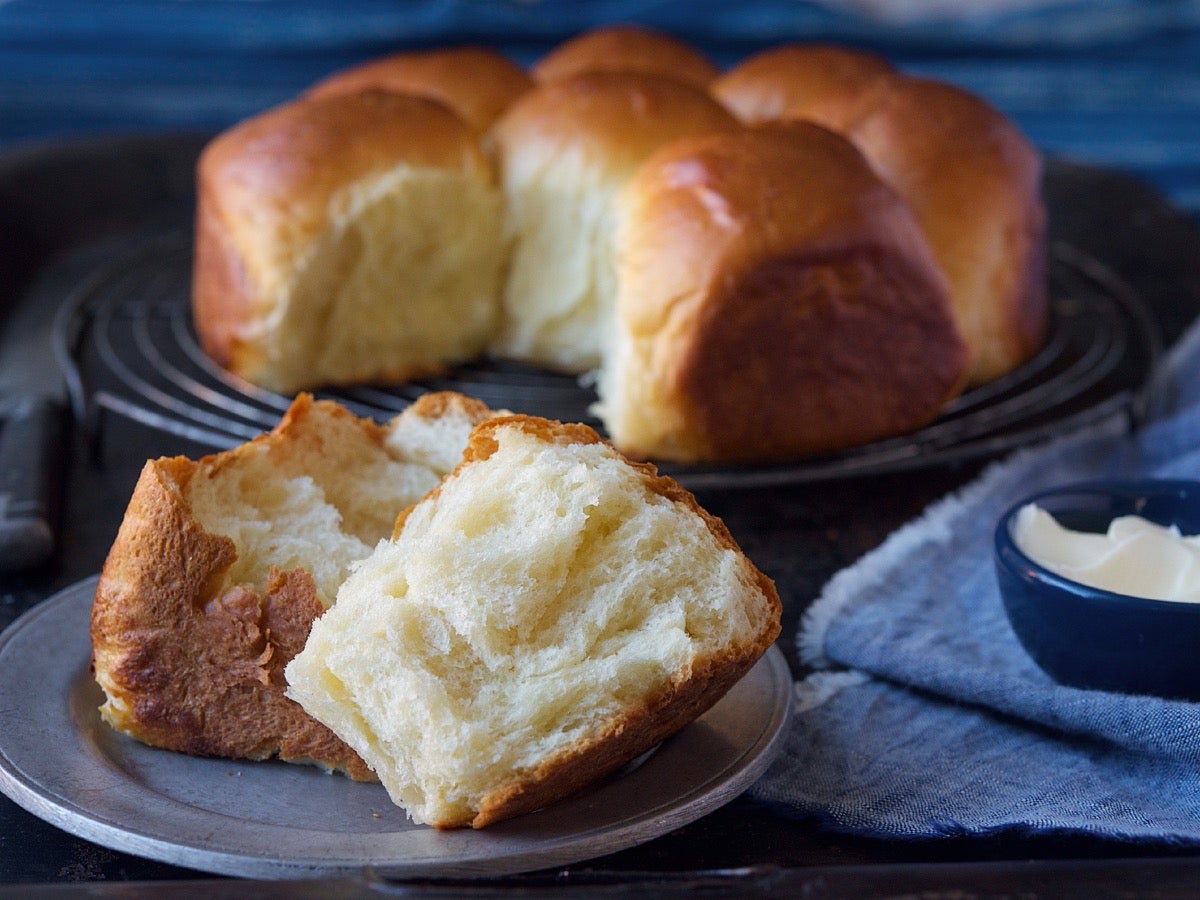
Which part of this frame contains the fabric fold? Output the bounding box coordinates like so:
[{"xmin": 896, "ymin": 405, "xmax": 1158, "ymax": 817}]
[{"xmin": 750, "ymin": 317, "xmax": 1200, "ymax": 842}]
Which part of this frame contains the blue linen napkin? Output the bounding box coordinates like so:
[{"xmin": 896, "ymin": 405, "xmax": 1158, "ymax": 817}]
[{"xmin": 749, "ymin": 320, "xmax": 1200, "ymax": 843}]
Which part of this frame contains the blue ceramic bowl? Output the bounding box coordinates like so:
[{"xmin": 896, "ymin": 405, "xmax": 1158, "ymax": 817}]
[{"xmin": 994, "ymin": 479, "xmax": 1200, "ymax": 700}]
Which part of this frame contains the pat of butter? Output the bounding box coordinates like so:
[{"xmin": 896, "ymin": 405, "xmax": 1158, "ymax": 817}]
[{"xmin": 1013, "ymin": 504, "xmax": 1200, "ymax": 603}]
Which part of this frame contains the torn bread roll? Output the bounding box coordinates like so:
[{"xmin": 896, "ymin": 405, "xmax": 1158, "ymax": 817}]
[
  {"xmin": 286, "ymin": 414, "xmax": 782, "ymax": 827},
  {"xmin": 90, "ymin": 392, "xmax": 498, "ymax": 778},
  {"xmin": 192, "ymin": 91, "xmax": 507, "ymax": 395},
  {"xmin": 488, "ymin": 71, "xmax": 739, "ymax": 371}
]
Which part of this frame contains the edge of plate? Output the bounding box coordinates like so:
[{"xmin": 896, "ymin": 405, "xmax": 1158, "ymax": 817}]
[{"xmin": 0, "ymin": 577, "xmax": 794, "ymax": 880}]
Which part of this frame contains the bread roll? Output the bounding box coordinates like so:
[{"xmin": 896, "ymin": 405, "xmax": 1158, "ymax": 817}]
[
  {"xmin": 91, "ymin": 392, "xmax": 498, "ymax": 778},
  {"xmin": 712, "ymin": 43, "xmax": 893, "ymax": 129},
  {"xmin": 286, "ymin": 414, "xmax": 781, "ymax": 828},
  {"xmin": 192, "ymin": 90, "xmax": 507, "ymax": 394},
  {"xmin": 489, "ymin": 72, "xmax": 739, "ymax": 371},
  {"xmin": 306, "ymin": 47, "xmax": 532, "ymax": 133},
  {"xmin": 596, "ymin": 121, "xmax": 969, "ymax": 464},
  {"xmin": 532, "ymin": 24, "xmax": 720, "ymax": 87},
  {"xmin": 715, "ymin": 51, "xmax": 1046, "ymax": 384},
  {"xmin": 841, "ymin": 76, "xmax": 1047, "ymax": 383}
]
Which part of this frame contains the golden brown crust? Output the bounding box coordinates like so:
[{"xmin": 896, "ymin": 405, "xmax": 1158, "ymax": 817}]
[
  {"xmin": 716, "ymin": 53, "xmax": 1046, "ymax": 385},
  {"xmin": 306, "ymin": 47, "xmax": 533, "ymax": 132},
  {"xmin": 471, "ymin": 645, "xmax": 767, "ymax": 828},
  {"xmin": 713, "ymin": 43, "xmax": 894, "ymax": 127},
  {"xmin": 491, "ymin": 70, "xmax": 739, "ymax": 177},
  {"xmin": 399, "ymin": 390, "xmax": 498, "ymax": 426},
  {"xmin": 90, "ymin": 396, "xmax": 381, "ymax": 781},
  {"xmin": 607, "ymin": 121, "xmax": 969, "ymax": 463},
  {"xmin": 532, "ymin": 25, "xmax": 720, "ymax": 88},
  {"xmin": 191, "ymin": 196, "xmax": 252, "ymax": 371},
  {"xmin": 460, "ymin": 413, "xmax": 604, "ymax": 464},
  {"xmin": 191, "ymin": 91, "xmax": 491, "ymax": 388},
  {"xmin": 275, "ymin": 390, "xmax": 392, "ymax": 451}
]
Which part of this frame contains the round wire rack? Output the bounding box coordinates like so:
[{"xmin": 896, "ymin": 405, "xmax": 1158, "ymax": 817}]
[{"xmin": 53, "ymin": 232, "xmax": 1162, "ymax": 489}]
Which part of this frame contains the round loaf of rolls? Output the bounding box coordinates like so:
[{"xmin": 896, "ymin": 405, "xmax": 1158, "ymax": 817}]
[{"xmin": 191, "ymin": 28, "xmax": 1047, "ymax": 464}]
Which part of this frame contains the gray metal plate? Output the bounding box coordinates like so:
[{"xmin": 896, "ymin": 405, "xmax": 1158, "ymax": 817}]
[{"xmin": 0, "ymin": 577, "xmax": 793, "ymax": 880}]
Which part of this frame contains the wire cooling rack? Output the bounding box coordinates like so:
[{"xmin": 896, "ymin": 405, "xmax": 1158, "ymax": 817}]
[{"xmin": 53, "ymin": 232, "xmax": 1162, "ymax": 489}]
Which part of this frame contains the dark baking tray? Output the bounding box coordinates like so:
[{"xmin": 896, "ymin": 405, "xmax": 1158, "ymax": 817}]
[{"xmin": 1, "ymin": 133, "xmax": 1199, "ymax": 894}]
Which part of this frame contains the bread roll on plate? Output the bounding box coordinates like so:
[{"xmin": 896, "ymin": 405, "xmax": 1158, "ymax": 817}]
[
  {"xmin": 596, "ymin": 121, "xmax": 969, "ymax": 464},
  {"xmin": 192, "ymin": 90, "xmax": 507, "ymax": 394},
  {"xmin": 91, "ymin": 392, "xmax": 498, "ymax": 778},
  {"xmin": 489, "ymin": 71, "xmax": 739, "ymax": 371},
  {"xmin": 286, "ymin": 414, "xmax": 782, "ymax": 828},
  {"xmin": 305, "ymin": 46, "xmax": 532, "ymax": 133}
]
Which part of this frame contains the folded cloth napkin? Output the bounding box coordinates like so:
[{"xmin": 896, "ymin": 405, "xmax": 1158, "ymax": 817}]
[{"xmin": 749, "ymin": 319, "xmax": 1200, "ymax": 843}]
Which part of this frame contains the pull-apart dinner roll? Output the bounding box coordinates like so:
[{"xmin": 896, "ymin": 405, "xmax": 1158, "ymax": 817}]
[
  {"xmin": 192, "ymin": 91, "xmax": 507, "ymax": 394},
  {"xmin": 531, "ymin": 24, "xmax": 721, "ymax": 87},
  {"xmin": 597, "ymin": 121, "xmax": 969, "ymax": 464},
  {"xmin": 286, "ymin": 414, "xmax": 782, "ymax": 828},
  {"xmin": 90, "ymin": 393, "xmax": 498, "ymax": 779},
  {"xmin": 843, "ymin": 76, "xmax": 1047, "ymax": 384},
  {"xmin": 488, "ymin": 72, "xmax": 739, "ymax": 371},
  {"xmin": 712, "ymin": 43, "xmax": 894, "ymax": 129},
  {"xmin": 715, "ymin": 47, "xmax": 1046, "ymax": 384},
  {"xmin": 305, "ymin": 46, "xmax": 532, "ymax": 133}
]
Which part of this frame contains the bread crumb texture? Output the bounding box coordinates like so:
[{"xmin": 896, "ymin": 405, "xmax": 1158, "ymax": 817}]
[
  {"xmin": 187, "ymin": 397, "xmax": 440, "ymax": 607},
  {"xmin": 286, "ymin": 415, "xmax": 780, "ymax": 828},
  {"xmin": 262, "ymin": 169, "xmax": 505, "ymax": 392}
]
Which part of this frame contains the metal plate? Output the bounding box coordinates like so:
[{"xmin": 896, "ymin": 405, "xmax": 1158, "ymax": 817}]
[{"xmin": 0, "ymin": 578, "xmax": 793, "ymax": 880}]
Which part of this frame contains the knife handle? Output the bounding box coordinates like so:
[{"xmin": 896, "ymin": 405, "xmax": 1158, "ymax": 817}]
[{"xmin": 0, "ymin": 396, "xmax": 67, "ymax": 572}]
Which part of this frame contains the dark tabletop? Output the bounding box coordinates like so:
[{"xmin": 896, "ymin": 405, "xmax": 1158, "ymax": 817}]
[{"xmin": 2, "ymin": 2, "xmax": 1200, "ymax": 894}]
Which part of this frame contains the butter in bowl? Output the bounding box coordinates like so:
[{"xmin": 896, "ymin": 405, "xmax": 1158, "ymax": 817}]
[{"xmin": 993, "ymin": 479, "xmax": 1200, "ymax": 701}]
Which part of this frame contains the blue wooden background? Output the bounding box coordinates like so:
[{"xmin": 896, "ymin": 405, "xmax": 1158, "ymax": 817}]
[{"xmin": 0, "ymin": 0, "xmax": 1196, "ymax": 218}]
